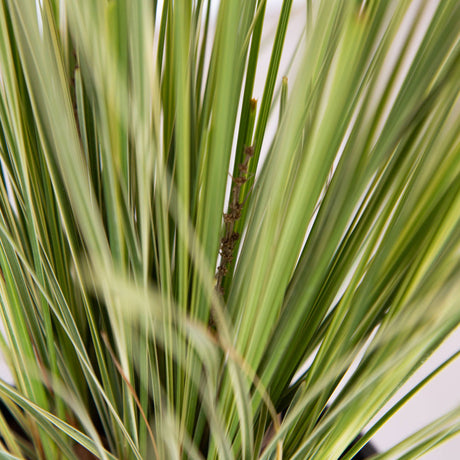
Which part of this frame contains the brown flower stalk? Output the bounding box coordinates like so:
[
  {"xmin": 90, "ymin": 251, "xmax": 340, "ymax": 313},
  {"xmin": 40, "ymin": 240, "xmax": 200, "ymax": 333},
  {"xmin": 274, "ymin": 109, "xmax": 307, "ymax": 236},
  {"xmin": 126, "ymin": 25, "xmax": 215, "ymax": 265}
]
[{"xmin": 215, "ymin": 145, "xmax": 254, "ymax": 294}]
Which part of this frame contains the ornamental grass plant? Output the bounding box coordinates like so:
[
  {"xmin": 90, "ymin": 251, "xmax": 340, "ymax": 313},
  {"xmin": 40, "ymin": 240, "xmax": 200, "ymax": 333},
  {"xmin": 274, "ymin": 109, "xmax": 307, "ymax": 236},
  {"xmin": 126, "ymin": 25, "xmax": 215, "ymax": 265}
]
[{"xmin": 0, "ymin": 0, "xmax": 459, "ymax": 458}]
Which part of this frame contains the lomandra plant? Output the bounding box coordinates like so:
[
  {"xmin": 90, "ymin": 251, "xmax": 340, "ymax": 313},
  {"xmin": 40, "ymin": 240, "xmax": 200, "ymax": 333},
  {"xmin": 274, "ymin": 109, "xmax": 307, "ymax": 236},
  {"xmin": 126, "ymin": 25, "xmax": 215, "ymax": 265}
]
[{"xmin": 0, "ymin": 0, "xmax": 459, "ymax": 458}]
